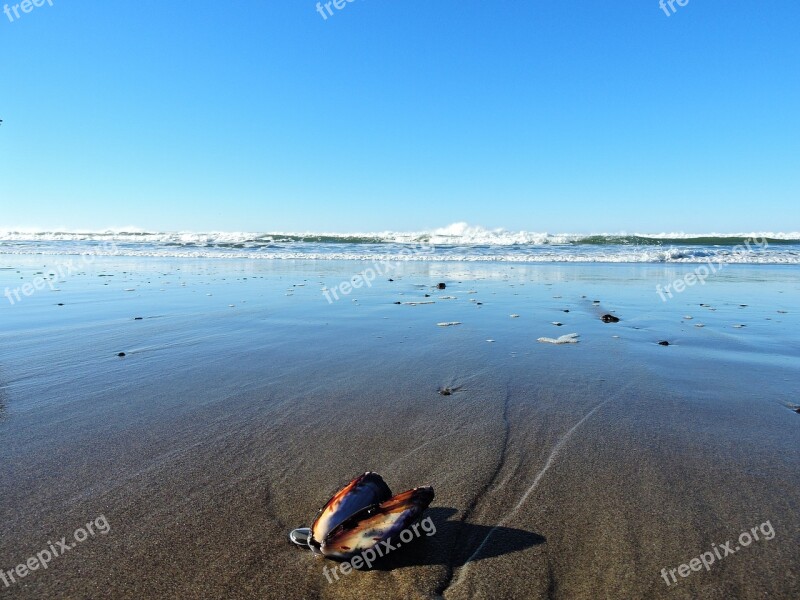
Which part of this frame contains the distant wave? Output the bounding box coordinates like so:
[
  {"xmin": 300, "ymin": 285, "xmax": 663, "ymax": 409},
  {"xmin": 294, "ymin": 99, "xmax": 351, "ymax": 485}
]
[
  {"xmin": 1, "ymin": 223, "xmax": 799, "ymax": 246},
  {"xmin": 1, "ymin": 223, "xmax": 799, "ymax": 264}
]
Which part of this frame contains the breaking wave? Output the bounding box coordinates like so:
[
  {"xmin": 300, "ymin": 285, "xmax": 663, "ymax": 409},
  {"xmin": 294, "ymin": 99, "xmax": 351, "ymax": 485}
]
[{"xmin": 1, "ymin": 223, "xmax": 798, "ymax": 264}]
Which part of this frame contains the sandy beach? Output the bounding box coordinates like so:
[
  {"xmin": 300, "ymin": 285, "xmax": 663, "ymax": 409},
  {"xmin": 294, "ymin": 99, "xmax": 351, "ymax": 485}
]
[
  {"xmin": 4, "ymin": 0, "xmax": 799, "ymax": 596},
  {"xmin": 1, "ymin": 256, "xmax": 798, "ymax": 599}
]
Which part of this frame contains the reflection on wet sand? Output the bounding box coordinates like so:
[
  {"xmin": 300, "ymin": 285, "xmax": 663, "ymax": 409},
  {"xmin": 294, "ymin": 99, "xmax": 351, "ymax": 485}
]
[{"xmin": 0, "ymin": 380, "xmax": 8, "ymax": 421}]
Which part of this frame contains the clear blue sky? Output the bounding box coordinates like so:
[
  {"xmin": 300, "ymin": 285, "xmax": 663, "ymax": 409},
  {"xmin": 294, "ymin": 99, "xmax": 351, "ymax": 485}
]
[{"xmin": 1, "ymin": 0, "xmax": 798, "ymax": 233}]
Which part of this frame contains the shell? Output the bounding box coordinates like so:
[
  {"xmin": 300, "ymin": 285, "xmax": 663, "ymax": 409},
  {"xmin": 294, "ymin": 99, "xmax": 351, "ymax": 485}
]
[
  {"xmin": 320, "ymin": 486, "xmax": 435, "ymax": 560},
  {"xmin": 288, "ymin": 527, "xmax": 311, "ymax": 547},
  {"xmin": 309, "ymin": 472, "xmax": 392, "ymax": 551}
]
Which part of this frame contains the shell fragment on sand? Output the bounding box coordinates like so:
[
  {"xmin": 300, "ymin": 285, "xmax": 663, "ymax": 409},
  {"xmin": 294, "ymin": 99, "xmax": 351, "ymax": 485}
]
[
  {"xmin": 289, "ymin": 527, "xmax": 312, "ymax": 547},
  {"xmin": 537, "ymin": 333, "xmax": 580, "ymax": 344}
]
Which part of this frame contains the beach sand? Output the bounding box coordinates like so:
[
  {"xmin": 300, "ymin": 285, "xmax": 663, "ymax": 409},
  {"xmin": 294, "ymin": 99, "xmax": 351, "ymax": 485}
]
[{"xmin": 1, "ymin": 257, "xmax": 798, "ymax": 599}]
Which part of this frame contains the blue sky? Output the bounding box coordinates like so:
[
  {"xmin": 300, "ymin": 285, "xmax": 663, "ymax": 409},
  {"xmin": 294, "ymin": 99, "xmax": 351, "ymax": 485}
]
[{"xmin": 1, "ymin": 0, "xmax": 798, "ymax": 233}]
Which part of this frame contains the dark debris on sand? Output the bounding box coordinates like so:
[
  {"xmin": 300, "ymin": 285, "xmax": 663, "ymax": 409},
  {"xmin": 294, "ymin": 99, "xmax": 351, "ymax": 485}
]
[{"xmin": 438, "ymin": 386, "xmax": 463, "ymax": 396}]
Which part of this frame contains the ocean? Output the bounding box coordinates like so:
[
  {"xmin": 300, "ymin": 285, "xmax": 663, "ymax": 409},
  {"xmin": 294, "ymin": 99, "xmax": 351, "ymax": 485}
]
[{"xmin": 1, "ymin": 224, "xmax": 799, "ymax": 264}]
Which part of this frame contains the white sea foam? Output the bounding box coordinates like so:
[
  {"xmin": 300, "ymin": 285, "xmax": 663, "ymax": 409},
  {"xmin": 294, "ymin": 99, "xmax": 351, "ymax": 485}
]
[
  {"xmin": 537, "ymin": 333, "xmax": 580, "ymax": 344},
  {"xmin": 0, "ymin": 224, "xmax": 798, "ymax": 264},
  {"xmin": 1, "ymin": 223, "xmax": 799, "ymax": 245}
]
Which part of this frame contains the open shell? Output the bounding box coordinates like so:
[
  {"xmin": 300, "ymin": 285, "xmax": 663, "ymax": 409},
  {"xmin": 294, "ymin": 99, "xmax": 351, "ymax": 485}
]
[
  {"xmin": 294, "ymin": 472, "xmax": 434, "ymax": 561},
  {"xmin": 321, "ymin": 486, "xmax": 435, "ymax": 560}
]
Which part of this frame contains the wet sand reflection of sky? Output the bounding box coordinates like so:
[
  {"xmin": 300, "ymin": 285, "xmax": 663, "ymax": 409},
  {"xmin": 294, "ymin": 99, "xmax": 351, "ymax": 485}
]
[{"xmin": 0, "ymin": 379, "xmax": 8, "ymax": 421}]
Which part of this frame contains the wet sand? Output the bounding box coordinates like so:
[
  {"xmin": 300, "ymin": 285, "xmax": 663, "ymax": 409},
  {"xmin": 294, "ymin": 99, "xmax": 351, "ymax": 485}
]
[{"xmin": 1, "ymin": 257, "xmax": 799, "ymax": 599}]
